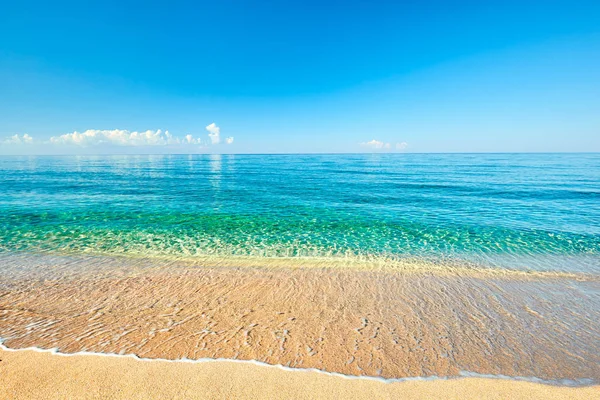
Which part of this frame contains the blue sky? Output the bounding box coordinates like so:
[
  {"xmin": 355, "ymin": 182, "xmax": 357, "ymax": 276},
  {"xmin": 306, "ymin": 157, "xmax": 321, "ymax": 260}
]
[{"xmin": 1, "ymin": 0, "xmax": 599, "ymax": 154}]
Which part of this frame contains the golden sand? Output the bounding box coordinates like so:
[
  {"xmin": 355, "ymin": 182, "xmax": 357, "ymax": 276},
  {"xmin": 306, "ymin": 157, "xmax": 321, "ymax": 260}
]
[
  {"xmin": 2, "ymin": 261, "xmax": 599, "ymax": 383},
  {"xmin": 1, "ymin": 346, "xmax": 598, "ymax": 400}
]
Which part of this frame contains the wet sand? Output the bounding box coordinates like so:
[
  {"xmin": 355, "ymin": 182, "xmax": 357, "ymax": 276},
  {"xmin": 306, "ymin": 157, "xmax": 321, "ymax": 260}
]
[
  {"xmin": 1, "ymin": 346, "xmax": 599, "ymax": 400},
  {"xmin": 1, "ymin": 254, "xmax": 599, "ymax": 384}
]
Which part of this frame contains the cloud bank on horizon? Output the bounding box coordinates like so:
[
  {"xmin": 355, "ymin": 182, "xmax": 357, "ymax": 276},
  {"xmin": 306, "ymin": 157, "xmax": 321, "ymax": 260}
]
[
  {"xmin": 2, "ymin": 134, "xmax": 34, "ymax": 145},
  {"xmin": 1, "ymin": 123, "xmax": 234, "ymax": 150},
  {"xmin": 1, "ymin": 128, "xmax": 407, "ymax": 153}
]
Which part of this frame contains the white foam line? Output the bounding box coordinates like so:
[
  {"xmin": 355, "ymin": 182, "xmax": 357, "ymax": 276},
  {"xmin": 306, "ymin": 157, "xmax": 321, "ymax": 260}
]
[{"xmin": 0, "ymin": 338, "xmax": 593, "ymax": 387}]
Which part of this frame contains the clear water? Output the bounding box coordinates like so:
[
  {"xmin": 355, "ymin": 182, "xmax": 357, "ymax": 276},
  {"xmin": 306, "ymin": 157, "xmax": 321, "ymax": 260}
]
[{"xmin": 0, "ymin": 153, "xmax": 598, "ymax": 273}]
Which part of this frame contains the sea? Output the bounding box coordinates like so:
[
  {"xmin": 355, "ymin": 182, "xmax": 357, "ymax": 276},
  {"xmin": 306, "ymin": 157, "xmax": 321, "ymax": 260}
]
[{"xmin": 1, "ymin": 153, "xmax": 598, "ymax": 274}]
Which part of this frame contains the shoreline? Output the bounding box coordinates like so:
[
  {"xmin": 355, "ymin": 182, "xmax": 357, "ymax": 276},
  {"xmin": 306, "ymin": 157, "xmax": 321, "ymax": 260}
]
[
  {"xmin": 0, "ymin": 340, "xmax": 595, "ymax": 387},
  {"xmin": 2, "ymin": 259, "xmax": 599, "ymax": 383},
  {"xmin": 1, "ymin": 346, "xmax": 598, "ymax": 400}
]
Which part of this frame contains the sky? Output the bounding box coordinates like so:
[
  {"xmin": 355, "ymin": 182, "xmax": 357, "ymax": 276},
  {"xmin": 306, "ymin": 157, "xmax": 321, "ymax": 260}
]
[{"xmin": 1, "ymin": 0, "xmax": 599, "ymax": 154}]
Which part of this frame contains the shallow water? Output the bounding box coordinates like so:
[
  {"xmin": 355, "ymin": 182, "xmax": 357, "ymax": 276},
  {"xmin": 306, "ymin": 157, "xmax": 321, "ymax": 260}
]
[
  {"xmin": 0, "ymin": 153, "xmax": 599, "ymax": 273},
  {"xmin": 1, "ymin": 253, "xmax": 599, "ymax": 385}
]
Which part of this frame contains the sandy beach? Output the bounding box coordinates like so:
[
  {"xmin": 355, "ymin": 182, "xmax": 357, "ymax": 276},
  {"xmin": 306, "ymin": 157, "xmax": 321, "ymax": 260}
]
[
  {"xmin": 2, "ymin": 255, "xmax": 599, "ymax": 385},
  {"xmin": 1, "ymin": 346, "xmax": 599, "ymax": 400}
]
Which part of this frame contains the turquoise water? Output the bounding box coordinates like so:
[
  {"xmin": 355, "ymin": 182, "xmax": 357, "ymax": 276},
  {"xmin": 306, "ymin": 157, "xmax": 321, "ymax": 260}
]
[{"xmin": 0, "ymin": 153, "xmax": 598, "ymax": 273}]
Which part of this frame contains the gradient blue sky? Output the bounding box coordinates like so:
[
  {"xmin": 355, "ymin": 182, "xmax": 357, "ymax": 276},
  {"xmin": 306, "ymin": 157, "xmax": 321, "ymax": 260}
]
[{"xmin": 1, "ymin": 0, "xmax": 599, "ymax": 154}]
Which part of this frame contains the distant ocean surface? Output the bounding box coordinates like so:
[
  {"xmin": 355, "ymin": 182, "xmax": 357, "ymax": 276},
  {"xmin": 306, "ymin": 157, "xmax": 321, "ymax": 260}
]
[{"xmin": 1, "ymin": 153, "xmax": 599, "ymax": 274}]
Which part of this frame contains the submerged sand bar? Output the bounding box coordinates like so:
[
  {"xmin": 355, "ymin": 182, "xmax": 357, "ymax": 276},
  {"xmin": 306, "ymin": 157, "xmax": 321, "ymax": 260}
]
[{"xmin": 1, "ymin": 253, "xmax": 599, "ymax": 385}]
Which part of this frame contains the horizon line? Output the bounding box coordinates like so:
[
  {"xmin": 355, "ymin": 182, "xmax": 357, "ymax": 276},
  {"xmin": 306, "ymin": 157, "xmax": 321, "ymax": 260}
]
[{"xmin": 0, "ymin": 151, "xmax": 599, "ymax": 157}]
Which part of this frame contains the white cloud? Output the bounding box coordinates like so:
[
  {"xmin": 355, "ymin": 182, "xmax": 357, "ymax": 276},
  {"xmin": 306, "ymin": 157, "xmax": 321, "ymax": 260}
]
[
  {"xmin": 360, "ymin": 139, "xmax": 408, "ymax": 151},
  {"xmin": 2, "ymin": 133, "xmax": 34, "ymax": 145},
  {"xmin": 3, "ymin": 123, "xmax": 237, "ymax": 153},
  {"xmin": 206, "ymin": 123, "xmax": 221, "ymax": 144},
  {"xmin": 164, "ymin": 130, "xmax": 181, "ymax": 145},
  {"xmin": 360, "ymin": 139, "xmax": 389, "ymax": 149},
  {"xmin": 184, "ymin": 134, "xmax": 203, "ymax": 145},
  {"xmin": 48, "ymin": 129, "xmax": 205, "ymax": 147},
  {"xmin": 3, "ymin": 123, "xmax": 233, "ymax": 150}
]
